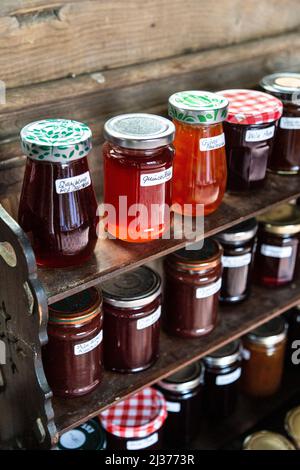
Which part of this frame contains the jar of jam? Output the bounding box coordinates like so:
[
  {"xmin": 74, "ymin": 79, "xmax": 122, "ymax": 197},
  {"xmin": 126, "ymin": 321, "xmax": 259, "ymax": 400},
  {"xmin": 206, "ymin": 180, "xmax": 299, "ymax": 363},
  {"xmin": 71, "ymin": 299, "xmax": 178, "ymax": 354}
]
[
  {"xmin": 55, "ymin": 419, "xmax": 106, "ymax": 450},
  {"xmin": 254, "ymin": 204, "xmax": 300, "ymax": 287},
  {"xmin": 99, "ymin": 387, "xmax": 167, "ymax": 450},
  {"xmin": 216, "ymin": 89, "xmax": 283, "ymax": 192},
  {"xmin": 43, "ymin": 287, "xmax": 103, "ymax": 397},
  {"xmin": 260, "ymin": 72, "xmax": 300, "ymax": 174},
  {"xmin": 102, "ymin": 266, "xmax": 161, "ymax": 372},
  {"xmin": 164, "ymin": 239, "xmax": 223, "ymax": 338},
  {"xmin": 168, "ymin": 90, "xmax": 228, "ymax": 216},
  {"xmin": 203, "ymin": 340, "xmax": 242, "ymax": 418},
  {"xmin": 156, "ymin": 362, "xmax": 203, "ymax": 446},
  {"xmin": 285, "ymin": 406, "xmax": 300, "ymax": 449},
  {"xmin": 216, "ymin": 218, "xmax": 258, "ymax": 303},
  {"xmin": 243, "ymin": 431, "xmax": 296, "ymax": 450},
  {"xmin": 103, "ymin": 113, "xmax": 175, "ymax": 242},
  {"xmin": 242, "ymin": 317, "xmax": 287, "ymax": 397},
  {"xmin": 285, "ymin": 306, "xmax": 300, "ymax": 369},
  {"xmin": 18, "ymin": 119, "xmax": 98, "ymax": 267}
]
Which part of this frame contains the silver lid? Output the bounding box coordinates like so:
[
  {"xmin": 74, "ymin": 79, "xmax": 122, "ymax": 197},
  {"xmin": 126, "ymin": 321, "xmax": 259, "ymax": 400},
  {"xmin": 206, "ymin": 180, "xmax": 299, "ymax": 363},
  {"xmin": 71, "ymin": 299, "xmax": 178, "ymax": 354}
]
[
  {"xmin": 216, "ymin": 218, "xmax": 258, "ymax": 245},
  {"xmin": 103, "ymin": 113, "xmax": 175, "ymax": 150},
  {"xmin": 246, "ymin": 317, "xmax": 287, "ymax": 347},
  {"xmin": 157, "ymin": 362, "xmax": 203, "ymax": 393},
  {"xmin": 260, "ymin": 72, "xmax": 300, "ymax": 99},
  {"xmin": 203, "ymin": 340, "xmax": 242, "ymax": 368}
]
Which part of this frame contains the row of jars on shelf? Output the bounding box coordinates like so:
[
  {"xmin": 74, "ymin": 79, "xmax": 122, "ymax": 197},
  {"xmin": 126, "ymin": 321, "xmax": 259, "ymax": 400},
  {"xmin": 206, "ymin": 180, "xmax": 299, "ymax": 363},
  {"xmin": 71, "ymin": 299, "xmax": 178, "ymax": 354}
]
[{"xmin": 17, "ymin": 72, "xmax": 300, "ymax": 267}]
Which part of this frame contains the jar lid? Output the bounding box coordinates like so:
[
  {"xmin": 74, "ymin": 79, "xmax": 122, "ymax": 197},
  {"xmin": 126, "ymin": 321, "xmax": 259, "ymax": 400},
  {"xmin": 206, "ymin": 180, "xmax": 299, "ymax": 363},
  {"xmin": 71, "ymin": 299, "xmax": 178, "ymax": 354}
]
[
  {"xmin": 245, "ymin": 317, "xmax": 287, "ymax": 347},
  {"xmin": 103, "ymin": 113, "xmax": 175, "ymax": 150},
  {"xmin": 100, "ymin": 387, "xmax": 167, "ymax": 438},
  {"xmin": 203, "ymin": 340, "xmax": 241, "ymax": 368},
  {"xmin": 260, "ymin": 72, "xmax": 300, "ymax": 101},
  {"xmin": 157, "ymin": 362, "xmax": 203, "ymax": 393},
  {"xmin": 216, "ymin": 89, "xmax": 283, "ymax": 125},
  {"xmin": 168, "ymin": 90, "xmax": 228, "ymax": 124},
  {"xmin": 102, "ymin": 266, "xmax": 161, "ymax": 308},
  {"xmin": 215, "ymin": 218, "xmax": 258, "ymax": 244},
  {"xmin": 49, "ymin": 287, "xmax": 102, "ymax": 325},
  {"xmin": 169, "ymin": 239, "xmax": 222, "ymax": 271},
  {"xmin": 243, "ymin": 431, "xmax": 296, "ymax": 450},
  {"xmin": 56, "ymin": 420, "xmax": 106, "ymax": 450},
  {"xmin": 258, "ymin": 203, "xmax": 300, "ymax": 235},
  {"xmin": 20, "ymin": 119, "xmax": 92, "ymax": 163},
  {"xmin": 285, "ymin": 406, "xmax": 300, "ymax": 446}
]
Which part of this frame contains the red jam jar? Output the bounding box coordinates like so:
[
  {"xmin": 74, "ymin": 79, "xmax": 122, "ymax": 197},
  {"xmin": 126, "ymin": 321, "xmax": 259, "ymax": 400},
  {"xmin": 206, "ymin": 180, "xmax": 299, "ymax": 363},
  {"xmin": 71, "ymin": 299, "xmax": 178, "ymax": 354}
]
[
  {"xmin": 254, "ymin": 204, "xmax": 300, "ymax": 287},
  {"xmin": 260, "ymin": 73, "xmax": 300, "ymax": 174},
  {"xmin": 168, "ymin": 91, "xmax": 228, "ymax": 216},
  {"xmin": 102, "ymin": 266, "xmax": 161, "ymax": 372},
  {"xmin": 18, "ymin": 119, "xmax": 98, "ymax": 267},
  {"xmin": 43, "ymin": 288, "xmax": 103, "ymax": 397},
  {"xmin": 100, "ymin": 387, "xmax": 167, "ymax": 450},
  {"xmin": 103, "ymin": 113, "xmax": 175, "ymax": 242},
  {"xmin": 164, "ymin": 239, "xmax": 223, "ymax": 338},
  {"xmin": 216, "ymin": 89, "xmax": 283, "ymax": 192}
]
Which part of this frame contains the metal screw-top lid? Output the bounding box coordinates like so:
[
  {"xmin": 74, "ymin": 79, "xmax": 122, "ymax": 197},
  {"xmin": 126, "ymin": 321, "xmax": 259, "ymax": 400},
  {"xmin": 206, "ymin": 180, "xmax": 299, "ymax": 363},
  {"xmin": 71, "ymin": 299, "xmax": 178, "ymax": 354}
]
[
  {"xmin": 157, "ymin": 362, "xmax": 203, "ymax": 393},
  {"xmin": 56, "ymin": 420, "xmax": 106, "ymax": 450},
  {"xmin": 243, "ymin": 431, "xmax": 296, "ymax": 450},
  {"xmin": 168, "ymin": 90, "xmax": 228, "ymax": 124},
  {"xmin": 245, "ymin": 317, "xmax": 287, "ymax": 348},
  {"xmin": 258, "ymin": 204, "xmax": 300, "ymax": 236},
  {"xmin": 169, "ymin": 239, "xmax": 223, "ymax": 272},
  {"xmin": 215, "ymin": 218, "xmax": 258, "ymax": 245},
  {"xmin": 203, "ymin": 340, "xmax": 242, "ymax": 368},
  {"xmin": 103, "ymin": 113, "xmax": 175, "ymax": 150},
  {"xmin": 260, "ymin": 72, "xmax": 300, "ymax": 101},
  {"xmin": 102, "ymin": 266, "xmax": 161, "ymax": 308},
  {"xmin": 285, "ymin": 406, "xmax": 300, "ymax": 448},
  {"xmin": 20, "ymin": 119, "xmax": 92, "ymax": 163}
]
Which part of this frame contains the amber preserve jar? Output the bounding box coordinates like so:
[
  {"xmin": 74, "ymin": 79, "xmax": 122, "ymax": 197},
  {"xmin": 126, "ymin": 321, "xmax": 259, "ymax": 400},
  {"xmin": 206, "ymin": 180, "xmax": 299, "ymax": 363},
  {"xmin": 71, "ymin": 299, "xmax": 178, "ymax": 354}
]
[
  {"xmin": 164, "ymin": 239, "xmax": 223, "ymax": 338},
  {"xmin": 156, "ymin": 362, "xmax": 203, "ymax": 446},
  {"xmin": 216, "ymin": 218, "xmax": 258, "ymax": 303},
  {"xmin": 102, "ymin": 266, "xmax": 161, "ymax": 372},
  {"xmin": 100, "ymin": 387, "xmax": 167, "ymax": 450},
  {"xmin": 43, "ymin": 288, "xmax": 103, "ymax": 397},
  {"xmin": 254, "ymin": 204, "xmax": 300, "ymax": 287},
  {"xmin": 56, "ymin": 419, "xmax": 106, "ymax": 450},
  {"xmin": 260, "ymin": 72, "xmax": 300, "ymax": 174},
  {"xmin": 18, "ymin": 119, "xmax": 98, "ymax": 267},
  {"xmin": 242, "ymin": 317, "xmax": 287, "ymax": 397},
  {"xmin": 216, "ymin": 89, "xmax": 282, "ymax": 192}
]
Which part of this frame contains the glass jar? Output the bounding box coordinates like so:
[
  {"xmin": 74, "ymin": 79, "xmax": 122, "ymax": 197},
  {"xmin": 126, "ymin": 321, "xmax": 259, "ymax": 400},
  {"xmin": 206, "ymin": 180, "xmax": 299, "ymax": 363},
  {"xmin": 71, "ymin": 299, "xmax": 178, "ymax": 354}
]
[
  {"xmin": 285, "ymin": 406, "xmax": 300, "ymax": 450},
  {"xmin": 260, "ymin": 72, "xmax": 300, "ymax": 174},
  {"xmin": 102, "ymin": 266, "xmax": 161, "ymax": 372},
  {"xmin": 43, "ymin": 287, "xmax": 103, "ymax": 397},
  {"xmin": 243, "ymin": 431, "xmax": 296, "ymax": 450},
  {"xmin": 203, "ymin": 340, "xmax": 242, "ymax": 418},
  {"xmin": 103, "ymin": 113, "xmax": 175, "ymax": 242},
  {"xmin": 156, "ymin": 362, "xmax": 203, "ymax": 446},
  {"xmin": 56, "ymin": 419, "xmax": 106, "ymax": 450},
  {"xmin": 18, "ymin": 119, "xmax": 98, "ymax": 267},
  {"xmin": 242, "ymin": 317, "xmax": 287, "ymax": 397},
  {"xmin": 216, "ymin": 218, "xmax": 258, "ymax": 303},
  {"xmin": 216, "ymin": 89, "xmax": 283, "ymax": 192},
  {"xmin": 99, "ymin": 387, "xmax": 167, "ymax": 450},
  {"xmin": 168, "ymin": 90, "xmax": 228, "ymax": 216},
  {"xmin": 285, "ymin": 306, "xmax": 300, "ymax": 369},
  {"xmin": 164, "ymin": 239, "xmax": 223, "ymax": 338},
  {"xmin": 254, "ymin": 204, "xmax": 300, "ymax": 287}
]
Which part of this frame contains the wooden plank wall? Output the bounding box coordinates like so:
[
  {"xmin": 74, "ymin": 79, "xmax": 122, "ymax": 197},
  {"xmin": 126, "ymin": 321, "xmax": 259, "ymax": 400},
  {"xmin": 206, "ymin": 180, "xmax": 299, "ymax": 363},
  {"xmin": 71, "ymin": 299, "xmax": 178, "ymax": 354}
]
[{"xmin": 0, "ymin": 0, "xmax": 300, "ymax": 201}]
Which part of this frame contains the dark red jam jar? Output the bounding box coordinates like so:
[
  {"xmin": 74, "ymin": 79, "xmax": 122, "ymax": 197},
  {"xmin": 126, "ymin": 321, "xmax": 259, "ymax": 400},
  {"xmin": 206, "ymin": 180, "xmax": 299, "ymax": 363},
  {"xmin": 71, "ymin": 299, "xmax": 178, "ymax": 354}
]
[
  {"xmin": 203, "ymin": 340, "xmax": 242, "ymax": 418},
  {"xmin": 254, "ymin": 204, "xmax": 300, "ymax": 287},
  {"xmin": 215, "ymin": 218, "xmax": 258, "ymax": 303},
  {"xmin": 164, "ymin": 239, "xmax": 222, "ymax": 338},
  {"xmin": 216, "ymin": 89, "xmax": 282, "ymax": 192},
  {"xmin": 18, "ymin": 119, "xmax": 98, "ymax": 267},
  {"xmin": 260, "ymin": 73, "xmax": 300, "ymax": 174},
  {"xmin": 43, "ymin": 287, "xmax": 103, "ymax": 397},
  {"xmin": 100, "ymin": 387, "xmax": 167, "ymax": 450},
  {"xmin": 102, "ymin": 266, "xmax": 161, "ymax": 372},
  {"xmin": 156, "ymin": 362, "xmax": 203, "ymax": 446},
  {"xmin": 56, "ymin": 419, "xmax": 106, "ymax": 450},
  {"xmin": 285, "ymin": 306, "xmax": 300, "ymax": 369}
]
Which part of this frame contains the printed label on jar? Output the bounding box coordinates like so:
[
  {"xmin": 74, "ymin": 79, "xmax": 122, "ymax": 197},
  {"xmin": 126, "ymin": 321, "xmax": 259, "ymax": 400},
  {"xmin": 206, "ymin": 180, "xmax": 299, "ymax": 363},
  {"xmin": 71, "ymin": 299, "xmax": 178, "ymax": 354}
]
[
  {"xmin": 245, "ymin": 125, "xmax": 275, "ymax": 142},
  {"xmin": 242, "ymin": 348, "xmax": 251, "ymax": 360},
  {"xmin": 280, "ymin": 117, "xmax": 300, "ymax": 130},
  {"xmin": 74, "ymin": 330, "xmax": 103, "ymax": 356},
  {"xmin": 137, "ymin": 306, "xmax": 161, "ymax": 330},
  {"xmin": 59, "ymin": 430, "xmax": 86, "ymax": 449},
  {"xmin": 260, "ymin": 244, "xmax": 293, "ymax": 259},
  {"xmin": 216, "ymin": 367, "xmax": 241, "ymax": 386},
  {"xmin": 196, "ymin": 278, "xmax": 222, "ymax": 299},
  {"xmin": 126, "ymin": 432, "xmax": 158, "ymax": 450},
  {"xmin": 199, "ymin": 133, "xmax": 225, "ymax": 151},
  {"xmin": 222, "ymin": 253, "xmax": 252, "ymax": 268},
  {"xmin": 140, "ymin": 167, "xmax": 173, "ymax": 187},
  {"xmin": 166, "ymin": 401, "xmax": 181, "ymax": 413},
  {"xmin": 55, "ymin": 171, "xmax": 91, "ymax": 194}
]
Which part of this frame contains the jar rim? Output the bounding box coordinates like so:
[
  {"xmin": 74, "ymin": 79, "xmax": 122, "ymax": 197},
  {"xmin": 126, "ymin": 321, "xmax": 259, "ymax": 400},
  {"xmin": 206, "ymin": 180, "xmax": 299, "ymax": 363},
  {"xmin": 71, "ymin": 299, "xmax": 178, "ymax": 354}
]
[
  {"xmin": 258, "ymin": 204, "xmax": 300, "ymax": 235},
  {"xmin": 203, "ymin": 340, "xmax": 242, "ymax": 368},
  {"xmin": 243, "ymin": 431, "xmax": 296, "ymax": 450},
  {"xmin": 215, "ymin": 218, "xmax": 258, "ymax": 244},
  {"xmin": 157, "ymin": 362, "xmax": 203, "ymax": 393},
  {"xmin": 260, "ymin": 72, "xmax": 300, "ymax": 97},
  {"xmin": 168, "ymin": 239, "xmax": 222, "ymax": 272},
  {"xmin": 245, "ymin": 317, "xmax": 287, "ymax": 347},
  {"xmin": 49, "ymin": 287, "xmax": 102, "ymax": 325}
]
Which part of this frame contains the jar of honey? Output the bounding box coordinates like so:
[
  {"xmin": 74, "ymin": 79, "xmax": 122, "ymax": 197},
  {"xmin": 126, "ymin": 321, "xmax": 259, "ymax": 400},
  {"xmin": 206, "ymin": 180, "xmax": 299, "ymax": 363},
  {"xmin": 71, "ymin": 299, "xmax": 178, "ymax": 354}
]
[
  {"xmin": 103, "ymin": 113, "xmax": 175, "ymax": 242},
  {"xmin": 18, "ymin": 119, "xmax": 98, "ymax": 267},
  {"xmin": 168, "ymin": 90, "xmax": 228, "ymax": 216}
]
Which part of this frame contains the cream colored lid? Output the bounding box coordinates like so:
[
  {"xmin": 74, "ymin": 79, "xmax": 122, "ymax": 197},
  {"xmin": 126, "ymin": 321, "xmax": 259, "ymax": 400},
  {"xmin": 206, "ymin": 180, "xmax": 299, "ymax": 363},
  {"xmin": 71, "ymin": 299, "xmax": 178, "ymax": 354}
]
[{"xmin": 243, "ymin": 431, "xmax": 296, "ymax": 450}]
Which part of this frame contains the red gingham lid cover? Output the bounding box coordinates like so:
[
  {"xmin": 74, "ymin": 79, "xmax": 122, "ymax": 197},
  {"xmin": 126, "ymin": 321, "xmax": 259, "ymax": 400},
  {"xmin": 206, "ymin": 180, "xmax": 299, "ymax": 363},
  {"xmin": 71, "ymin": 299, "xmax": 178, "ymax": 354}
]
[
  {"xmin": 216, "ymin": 89, "xmax": 283, "ymax": 125},
  {"xmin": 100, "ymin": 387, "xmax": 167, "ymax": 438}
]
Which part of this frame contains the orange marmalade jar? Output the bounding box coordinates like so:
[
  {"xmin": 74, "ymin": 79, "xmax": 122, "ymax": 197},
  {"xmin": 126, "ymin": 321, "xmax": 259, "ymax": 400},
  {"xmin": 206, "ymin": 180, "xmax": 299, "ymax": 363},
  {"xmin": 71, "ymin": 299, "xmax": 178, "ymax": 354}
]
[{"xmin": 168, "ymin": 91, "xmax": 229, "ymax": 216}]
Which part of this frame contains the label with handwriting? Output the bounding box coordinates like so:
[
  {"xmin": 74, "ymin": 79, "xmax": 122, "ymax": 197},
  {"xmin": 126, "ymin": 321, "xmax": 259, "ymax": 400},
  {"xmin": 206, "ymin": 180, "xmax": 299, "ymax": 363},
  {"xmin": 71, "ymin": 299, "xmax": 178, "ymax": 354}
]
[{"xmin": 55, "ymin": 171, "xmax": 91, "ymax": 194}]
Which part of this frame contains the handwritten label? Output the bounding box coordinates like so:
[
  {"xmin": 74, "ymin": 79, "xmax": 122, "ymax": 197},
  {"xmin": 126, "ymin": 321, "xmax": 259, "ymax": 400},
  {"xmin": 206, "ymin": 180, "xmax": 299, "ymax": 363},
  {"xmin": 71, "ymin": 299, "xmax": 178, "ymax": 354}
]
[
  {"xmin": 222, "ymin": 253, "xmax": 252, "ymax": 268},
  {"xmin": 245, "ymin": 125, "xmax": 275, "ymax": 142},
  {"xmin": 260, "ymin": 244, "xmax": 292, "ymax": 259},
  {"xmin": 137, "ymin": 306, "xmax": 161, "ymax": 330},
  {"xmin": 140, "ymin": 168, "xmax": 173, "ymax": 187},
  {"xmin": 196, "ymin": 278, "xmax": 222, "ymax": 299},
  {"xmin": 55, "ymin": 171, "xmax": 91, "ymax": 194},
  {"xmin": 74, "ymin": 330, "xmax": 103, "ymax": 356},
  {"xmin": 280, "ymin": 117, "xmax": 300, "ymax": 130},
  {"xmin": 199, "ymin": 133, "xmax": 225, "ymax": 151},
  {"xmin": 126, "ymin": 433, "xmax": 158, "ymax": 450},
  {"xmin": 216, "ymin": 368, "xmax": 241, "ymax": 386},
  {"xmin": 166, "ymin": 401, "xmax": 181, "ymax": 413}
]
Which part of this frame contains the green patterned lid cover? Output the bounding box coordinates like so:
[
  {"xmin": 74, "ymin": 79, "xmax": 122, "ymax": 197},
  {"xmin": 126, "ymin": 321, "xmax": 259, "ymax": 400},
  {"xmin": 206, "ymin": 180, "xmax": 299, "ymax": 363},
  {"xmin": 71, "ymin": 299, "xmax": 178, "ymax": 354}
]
[
  {"xmin": 168, "ymin": 90, "xmax": 229, "ymax": 124},
  {"xmin": 20, "ymin": 119, "xmax": 92, "ymax": 163}
]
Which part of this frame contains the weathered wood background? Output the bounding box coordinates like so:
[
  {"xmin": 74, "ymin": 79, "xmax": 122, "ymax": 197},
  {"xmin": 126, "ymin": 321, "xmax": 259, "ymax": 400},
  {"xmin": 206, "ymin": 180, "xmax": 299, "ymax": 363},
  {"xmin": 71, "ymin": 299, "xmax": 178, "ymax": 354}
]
[{"xmin": 0, "ymin": 0, "xmax": 300, "ymax": 201}]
